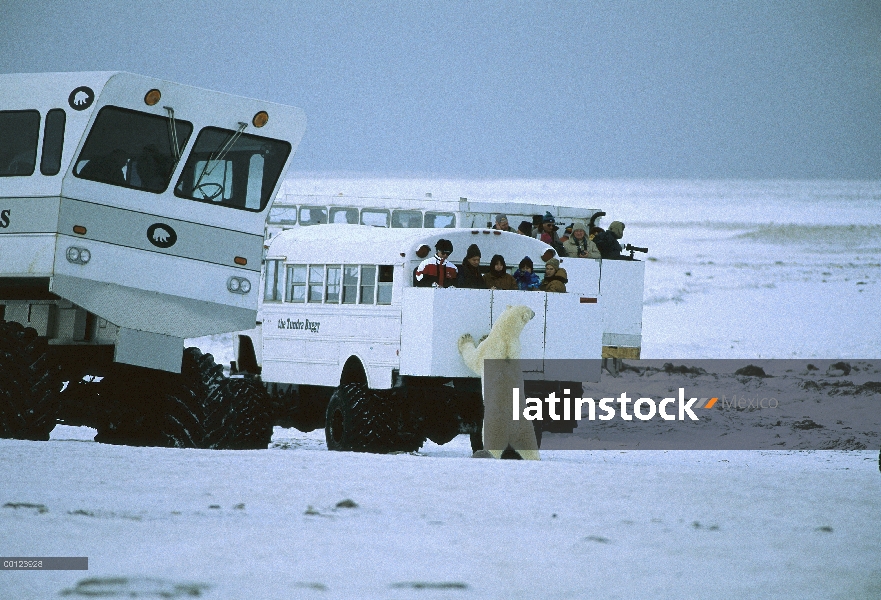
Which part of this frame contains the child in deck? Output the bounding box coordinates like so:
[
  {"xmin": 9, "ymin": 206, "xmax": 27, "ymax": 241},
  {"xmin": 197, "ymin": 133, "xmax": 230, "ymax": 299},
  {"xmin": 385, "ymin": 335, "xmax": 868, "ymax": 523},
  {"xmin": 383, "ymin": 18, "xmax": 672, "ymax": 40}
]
[{"xmin": 513, "ymin": 256, "xmax": 541, "ymax": 291}]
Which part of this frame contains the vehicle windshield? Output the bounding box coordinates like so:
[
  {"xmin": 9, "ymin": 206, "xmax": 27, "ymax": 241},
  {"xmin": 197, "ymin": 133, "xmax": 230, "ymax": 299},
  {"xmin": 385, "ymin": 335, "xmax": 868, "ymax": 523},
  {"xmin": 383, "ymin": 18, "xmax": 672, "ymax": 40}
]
[
  {"xmin": 0, "ymin": 110, "xmax": 40, "ymax": 177},
  {"xmin": 73, "ymin": 106, "xmax": 192, "ymax": 193},
  {"xmin": 174, "ymin": 127, "xmax": 291, "ymax": 212}
]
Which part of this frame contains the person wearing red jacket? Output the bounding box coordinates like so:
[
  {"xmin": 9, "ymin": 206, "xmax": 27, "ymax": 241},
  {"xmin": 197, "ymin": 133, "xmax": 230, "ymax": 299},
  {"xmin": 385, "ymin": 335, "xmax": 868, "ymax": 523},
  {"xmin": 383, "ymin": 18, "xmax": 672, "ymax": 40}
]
[{"xmin": 414, "ymin": 239, "xmax": 458, "ymax": 288}]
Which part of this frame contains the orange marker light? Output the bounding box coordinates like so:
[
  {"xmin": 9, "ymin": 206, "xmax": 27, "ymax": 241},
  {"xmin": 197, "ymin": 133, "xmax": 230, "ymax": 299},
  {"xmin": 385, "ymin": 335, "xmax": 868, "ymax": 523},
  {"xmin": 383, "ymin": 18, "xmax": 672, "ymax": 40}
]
[
  {"xmin": 144, "ymin": 89, "xmax": 161, "ymax": 106},
  {"xmin": 252, "ymin": 111, "xmax": 269, "ymax": 128},
  {"xmin": 234, "ymin": 256, "xmax": 247, "ymax": 266},
  {"xmin": 73, "ymin": 225, "xmax": 87, "ymax": 235}
]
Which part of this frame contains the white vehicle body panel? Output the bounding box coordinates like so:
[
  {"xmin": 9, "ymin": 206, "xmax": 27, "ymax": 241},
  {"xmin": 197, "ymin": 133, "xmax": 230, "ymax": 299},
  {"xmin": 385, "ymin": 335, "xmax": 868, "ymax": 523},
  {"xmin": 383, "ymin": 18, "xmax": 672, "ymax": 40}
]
[
  {"xmin": 258, "ymin": 225, "xmax": 607, "ymax": 388},
  {"xmin": 600, "ymin": 259, "xmax": 645, "ymax": 349},
  {"xmin": 0, "ymin": 72, "xmax": 306, "ymax": 371}
]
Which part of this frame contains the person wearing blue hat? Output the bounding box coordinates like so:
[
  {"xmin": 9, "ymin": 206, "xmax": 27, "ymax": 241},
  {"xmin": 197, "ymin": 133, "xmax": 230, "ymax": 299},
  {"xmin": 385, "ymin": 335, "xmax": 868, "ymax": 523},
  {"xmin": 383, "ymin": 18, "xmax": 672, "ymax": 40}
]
[{"xmin": 538, "ymin": 212, "xmax": 555, "ymax": 243}]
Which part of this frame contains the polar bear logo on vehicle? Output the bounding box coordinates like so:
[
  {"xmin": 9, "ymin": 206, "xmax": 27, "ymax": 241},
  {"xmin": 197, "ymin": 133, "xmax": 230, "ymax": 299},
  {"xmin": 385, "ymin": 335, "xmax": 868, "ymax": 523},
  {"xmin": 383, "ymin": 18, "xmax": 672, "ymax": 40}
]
[
  {"xmin": 147, "ymin": 223, "xmax": 177, "ymax": 248},
  {"xmin": 67, "ymin": 86, "xmax": 94, "ymax": 111}
]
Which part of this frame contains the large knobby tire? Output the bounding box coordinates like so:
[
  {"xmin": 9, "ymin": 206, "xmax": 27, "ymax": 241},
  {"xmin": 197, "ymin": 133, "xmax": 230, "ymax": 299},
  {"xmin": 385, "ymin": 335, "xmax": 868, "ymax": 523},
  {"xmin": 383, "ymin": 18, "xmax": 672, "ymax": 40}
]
[
  {"xmin": 95, "ymin": 348, "xmax": 272, "ymax": 450},
  {"xmin": 165, "ymin": 347, "xmax": 273, "ymax": 450},
  {"xmin": 410, "ymin": 386, "xmax": 460, "ymax": 446},
  {"xmin": 0, "ymin": 320, "xmax": 62, "ymax": 440},
  {"xmin": 325, "ymin": 383, "xmax": 423, "ymax": 453},
  {"xmin": 273, "ymin": 385, "xmax": 328, "ymax": 432},
  {"xmin": 93, "ymin": 364, "xmax": 178, "ymax": 446}
]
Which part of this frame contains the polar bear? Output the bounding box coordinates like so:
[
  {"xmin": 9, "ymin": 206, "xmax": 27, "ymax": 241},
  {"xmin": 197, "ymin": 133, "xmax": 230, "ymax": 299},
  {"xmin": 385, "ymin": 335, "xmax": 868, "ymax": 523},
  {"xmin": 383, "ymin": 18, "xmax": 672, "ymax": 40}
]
[{"xmin": 458, "ymin": 305, "xmax": 540, "ymax": 460}]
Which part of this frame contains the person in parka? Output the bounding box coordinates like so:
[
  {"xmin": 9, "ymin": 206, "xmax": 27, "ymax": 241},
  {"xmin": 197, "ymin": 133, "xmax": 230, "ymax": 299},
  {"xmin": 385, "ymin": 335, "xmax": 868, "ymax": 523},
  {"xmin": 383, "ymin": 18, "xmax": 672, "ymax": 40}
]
[
  {"xmin": 483, "ymin": 254, "xmax": 517, "ymax": 290},
  {"xmin": 562, "ymin": 221, "xmax": 601, "ymax": 259},
  {"xmin": 539, "ymin": 258, "xmax": 568, "ymax": 293},
  {"xmin": 513, "ymin": 256, "xmax": 541, "ymax": 291},
  {"xmin": 457, "ymin": 244, "xmax": 487, "ymax": 289},
  {"xmin": 414, "ymin": 238, "xmax": 458, "ymax": 287},
  {"xmin": 593, "ymin": 220, "xmax": 625, "ymax": 259}
]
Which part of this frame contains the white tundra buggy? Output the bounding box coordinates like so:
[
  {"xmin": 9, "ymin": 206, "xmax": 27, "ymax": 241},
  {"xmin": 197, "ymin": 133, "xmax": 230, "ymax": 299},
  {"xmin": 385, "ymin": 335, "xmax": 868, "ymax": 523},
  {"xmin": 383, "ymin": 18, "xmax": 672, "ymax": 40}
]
[
  {"xmin": 235, "ymin": 224, "xmax": 646, "ymax": 453},
  {"xmin": 0, "ymin": 72, "xmax": 305, "ymax": 448}
]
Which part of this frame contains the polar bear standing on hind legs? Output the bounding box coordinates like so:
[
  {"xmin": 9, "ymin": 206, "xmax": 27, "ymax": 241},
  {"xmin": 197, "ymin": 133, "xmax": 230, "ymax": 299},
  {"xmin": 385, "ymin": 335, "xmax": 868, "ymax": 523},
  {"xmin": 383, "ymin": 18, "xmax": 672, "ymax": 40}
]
[{"xmin": 458, "ymin": 304, "xmax": 540, "ymax": 460}]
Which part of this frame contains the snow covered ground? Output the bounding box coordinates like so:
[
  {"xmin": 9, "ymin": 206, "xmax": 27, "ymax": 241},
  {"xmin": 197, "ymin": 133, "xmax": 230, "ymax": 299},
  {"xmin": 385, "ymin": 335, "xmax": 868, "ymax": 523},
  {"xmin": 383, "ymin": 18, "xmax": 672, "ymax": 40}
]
[
  {"xmin": 3, "ymin": 429, "xmax": 880, "ymax": 599},
  {"xmin": 2, "ymin": 178, "xmax": 880, "ymax": 598}
]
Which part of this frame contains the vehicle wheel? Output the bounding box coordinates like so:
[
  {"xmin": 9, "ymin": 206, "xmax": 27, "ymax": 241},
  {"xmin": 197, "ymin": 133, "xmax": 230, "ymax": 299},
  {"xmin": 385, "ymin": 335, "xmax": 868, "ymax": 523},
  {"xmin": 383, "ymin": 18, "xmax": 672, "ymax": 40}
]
[
  {"xmin": 273, "ymin": 385, "xmax": 329, "ymax": 432},
  {"xmin": 0, "ymin": 320, "xmax": 62, "ymax": 440},
  {"xmin": 325, "ymin": 383, "xmax": 423, "ymax": 453},
  {"xmin": 93, "ymin": 363, "xmax": 173, "ymax": 446},
  {"xmin": 165, "ymin": 347, "xmax": 273, "ymax": 450},
  {"xmin": 95, "ymin": 348, "xmax": 272, "ymax": 450},
  {"xmin": 414, "ymin": 387, "xmax": 460, "ymax": 446}
]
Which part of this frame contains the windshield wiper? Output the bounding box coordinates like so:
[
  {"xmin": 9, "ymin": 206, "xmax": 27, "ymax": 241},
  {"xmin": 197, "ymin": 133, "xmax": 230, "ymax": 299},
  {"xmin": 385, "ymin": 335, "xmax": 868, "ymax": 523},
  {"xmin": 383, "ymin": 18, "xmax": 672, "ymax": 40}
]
[
  {"xmin": 193, "ymin": 122, "xmax": 248, "ymax": 189},
  {"xmin": 164, "ymin": 106, "xmax": 183, "ymax": 165}
]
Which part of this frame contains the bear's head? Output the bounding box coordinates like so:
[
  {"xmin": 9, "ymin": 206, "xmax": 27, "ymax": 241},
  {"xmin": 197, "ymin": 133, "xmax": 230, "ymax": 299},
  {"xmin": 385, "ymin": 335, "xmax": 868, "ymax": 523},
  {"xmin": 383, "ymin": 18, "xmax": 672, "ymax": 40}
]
[{"xmin": 503, "ymin": 304, "xmax": 535, "ymax": 327}]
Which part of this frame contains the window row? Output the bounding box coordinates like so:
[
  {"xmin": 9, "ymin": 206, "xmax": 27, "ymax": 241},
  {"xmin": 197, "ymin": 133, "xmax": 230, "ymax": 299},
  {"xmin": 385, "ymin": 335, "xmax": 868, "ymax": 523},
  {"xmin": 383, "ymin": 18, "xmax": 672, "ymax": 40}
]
[
  {"xmin": 270, "ymin": 205, "xmax": 456, "ymax": 229},
  {"xmin": 264, "ymin": 262, "xmax": 394, "ymax": 305},
  {"xmin": 69, "ymin": 106, "xmax": 291, "ymax": 211},
  {"xmin": 0, "ymin": 109, "xmax": 66, "ymax": 177}
]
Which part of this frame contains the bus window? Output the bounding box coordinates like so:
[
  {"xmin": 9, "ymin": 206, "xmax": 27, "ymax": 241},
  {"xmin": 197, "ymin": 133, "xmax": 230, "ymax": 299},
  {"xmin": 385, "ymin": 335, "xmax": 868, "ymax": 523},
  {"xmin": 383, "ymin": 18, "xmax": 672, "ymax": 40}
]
[
  {"xmin": 75, "ymin": 106, "xmax": 192, "ymax": 192},
  {"xmin": 360, "ymin": 266, "xmax": 376, "ymax": 304},
  {"xmin": 391, "ymin": 210, "xmax": 423, "ymax": 228},
  {"xmin": 361, "ymin": 209, "xmax": 390, "ymax": 228},
  {"xmin": 425, "ymin": 212, "xmax": 455, "ymax": 228},
  {"xmin": 40, "ymin": 109, "xmax": 66, "ymax": 176},
  {"xmin": 0, "ymin": 110, "xmax": 40, "ymax": 177},
  {"xmin": 342, "ymin": 265, "xmax": 359, "ymax": 304},
  {"xmin": 174, "ymin": 126, "xmax": 290, "ymax": 210},
  {"xmin": 269, "ymin": 206, "xmax": 297, "ymax": 225},
  {"xmin": 330, "ymin": 207, "xmax": 358, "ymax": 224},
  {"xmin": 299, "ymin": 206, "xmax": 328, "ymax": 225},
  {"xmin": 377, "ymin": 265, "xmax": 394, "ymax": 305},
  {"xmin": 264, "ymin": 260, "xmax": 283, "ymax": 302},
  {"xmin": 326, "ymin": 265, "xmax": 341, "ymax": 303},
  {"xmin": 308, "ymin": 265, "xmax": 324, "ymax": 302},
  {"xmin": 286, "ymin": 265, "xmax": 306, "ymax": 303}
]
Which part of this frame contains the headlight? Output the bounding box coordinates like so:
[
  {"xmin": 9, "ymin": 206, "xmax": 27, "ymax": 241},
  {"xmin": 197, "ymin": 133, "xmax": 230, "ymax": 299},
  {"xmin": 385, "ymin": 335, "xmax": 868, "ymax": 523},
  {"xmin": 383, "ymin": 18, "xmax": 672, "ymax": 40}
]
[
  {"xmin": 66, "ymin": 246, "xmax": 91, "ymax": 265},
  {"xmin": 227, "ymin": 277, "xmax": 251, "ymax": 294}
]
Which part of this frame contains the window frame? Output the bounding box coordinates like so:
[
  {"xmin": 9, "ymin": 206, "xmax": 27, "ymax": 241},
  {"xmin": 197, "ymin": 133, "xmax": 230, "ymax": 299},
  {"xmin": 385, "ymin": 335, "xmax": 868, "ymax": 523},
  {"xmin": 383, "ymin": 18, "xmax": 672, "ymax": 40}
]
[
  {"xmin": 281, "ymin": 263, "xmax": 395, "ymax": 306},
  {"xmin": 425, "ymin": 211, "xmax": 456, "ymax": 228},
  {"xmin": 73, "ymin": 105, "xmax": 193, "ymax": 193},
  {"xmin": 391, "ymin": 210, "xmax": 423, "ymax": 228},
  {"xmin": 40, "ymin": 108, "xmax": 66, "ymax": 176},
  {"xmin": 360, "ymin": 208, "xmax": 390, "ymax": 228},
  {"xmin": 264, "ymin": 259, "xmax": 284, "ymax": 302},
  {"xmin": 285, "ymin": 264, "xmax": 307, "ymax": 303},
  {"xmin": 0, "ymin": 109, "xmax": 41, "ymax": 178},
  {"xmin": 299, "ymin": 206, "xmax": 328, "ymax": 225},
  {"xmin": 172, "ymin": 125, "xmax": 291, "ymax": 210}
]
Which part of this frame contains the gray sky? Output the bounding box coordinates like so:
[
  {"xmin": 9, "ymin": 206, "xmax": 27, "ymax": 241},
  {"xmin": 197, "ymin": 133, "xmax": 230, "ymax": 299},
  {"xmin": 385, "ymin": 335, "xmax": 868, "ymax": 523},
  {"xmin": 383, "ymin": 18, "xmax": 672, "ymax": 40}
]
[{"xmin": 2, "ymin": 1, "xmax": 879, "ymax": 179}]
